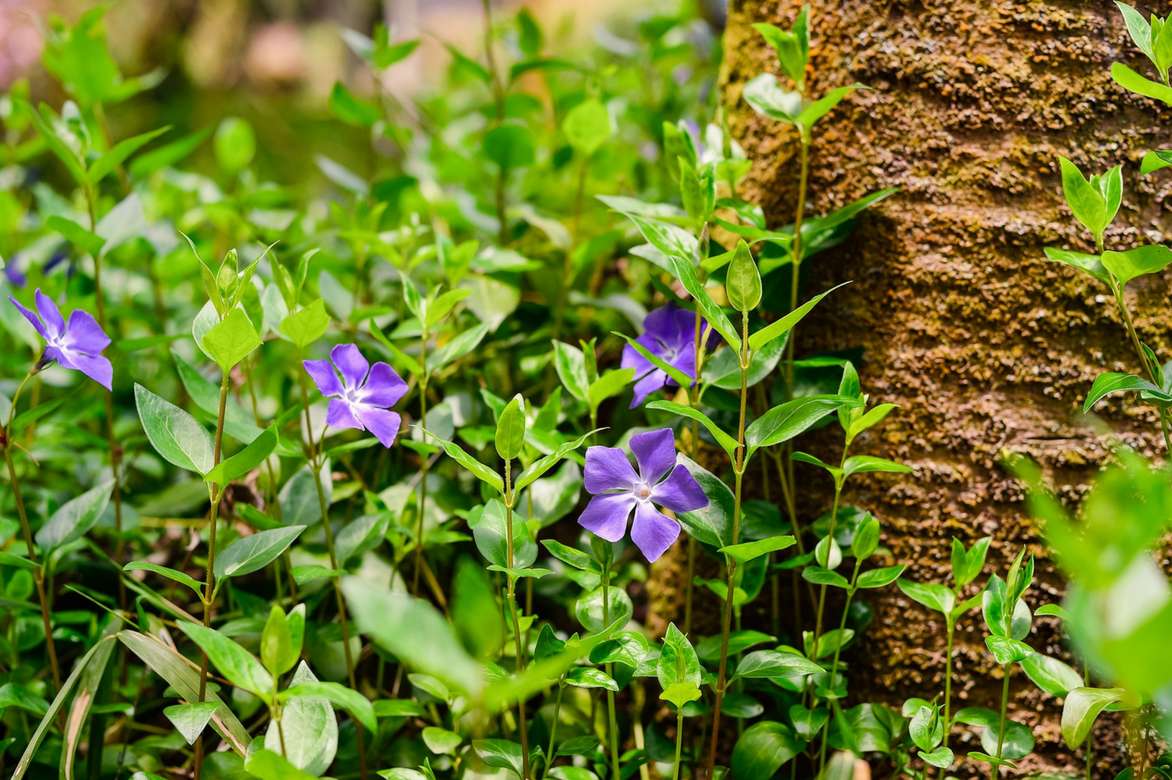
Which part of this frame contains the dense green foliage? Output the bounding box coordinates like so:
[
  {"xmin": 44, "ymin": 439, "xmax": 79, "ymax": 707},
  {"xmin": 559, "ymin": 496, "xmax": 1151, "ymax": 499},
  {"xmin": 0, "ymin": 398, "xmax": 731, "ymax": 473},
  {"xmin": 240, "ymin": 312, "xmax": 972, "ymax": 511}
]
[{"xmin": 3, "ymin": 3, "xmax": 1172, "ymax": 779}]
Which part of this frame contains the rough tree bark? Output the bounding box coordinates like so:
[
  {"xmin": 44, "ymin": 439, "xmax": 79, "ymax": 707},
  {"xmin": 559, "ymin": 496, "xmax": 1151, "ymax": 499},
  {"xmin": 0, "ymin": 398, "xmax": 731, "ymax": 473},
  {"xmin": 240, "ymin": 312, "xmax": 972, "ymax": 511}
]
[{"xmin": 715, "ymin": 0, "xmax": 1171, "ymax": 775}]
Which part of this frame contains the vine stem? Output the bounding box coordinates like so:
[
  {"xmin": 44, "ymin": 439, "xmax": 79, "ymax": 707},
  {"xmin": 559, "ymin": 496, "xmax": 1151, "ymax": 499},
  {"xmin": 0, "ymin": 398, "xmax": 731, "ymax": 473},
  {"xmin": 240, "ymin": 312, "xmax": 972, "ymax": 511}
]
[
  {"xmin": 1111, "ymin": 280, "xmax": 1172, "ymax": 453},
  {"xmin": 296, "ymin": 364, "xmax": 368, "ymax": 780},
  {"xmin": 602, "ymin": 557, "xmax": 620, "ymax": 780},
  {"xmin": 683, "ymin": 223, "xmax": 711, "ymax": 637},
  {"xmin": 812, "ymin": 466, "xmax": 847, "ymax": 643},
  {"xmin": 193, "ymin": 371, "xmax": 230, "ymax": 780},
  {"xmin": 480, "ymin": 0, "xmax": 509, "ymax": 245},
  {"xmin": 993, "ymin": 665, "xmax": 1011, "ymax": 779},
  {"xmin": 705, "ymin": 311, "xmax": 751, "ymax": 778},
  {"xmin": 944, "ymin": 622, "xmax": 954, "ymax": 743},
  {"xmin": 540, "ymin": 682, "xmax": 564, "ymax": 780},
  {"xmin": 817, "ymin": 557, "xmax": 861, "ymax": 773},
  {"xmin": 411, "ymin": 326, "xmax": 430, "ymax": 596},
  {"xmin": 503, "ymin": 460, "xmax": 532, "ymax": 778},
  {"xmin": 2, "ymin": 367, "xmax": 60, "ymax": 689},
  {"xmin": 672, "ymin": 708, "xmax": 685, "ymax": 780}
]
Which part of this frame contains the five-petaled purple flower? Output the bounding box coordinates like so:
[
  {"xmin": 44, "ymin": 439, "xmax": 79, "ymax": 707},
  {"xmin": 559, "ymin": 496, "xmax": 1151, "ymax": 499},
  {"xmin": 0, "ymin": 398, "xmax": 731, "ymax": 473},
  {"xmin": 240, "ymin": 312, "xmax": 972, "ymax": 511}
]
[
  {"xmin": 303, "ymin": 344, "xmax": 407, "ymax": 448},
  {"xmin": 621, "ymin": 304, "xmax": 711, "ymax": 408},
  {"xmin": 578, "ymin": 428, "xmax": 707, "ymax": 562},
  {"xmin": 9, "ymin": 289, "xmax": 112, "ymax": 390}
]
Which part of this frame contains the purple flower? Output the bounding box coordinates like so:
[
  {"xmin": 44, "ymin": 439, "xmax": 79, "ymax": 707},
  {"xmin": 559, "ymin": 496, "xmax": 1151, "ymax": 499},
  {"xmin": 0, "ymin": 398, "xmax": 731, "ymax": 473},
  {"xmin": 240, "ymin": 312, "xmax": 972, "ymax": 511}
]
[
  {"xmin": 9, "ymin": 289, "xmax": 112, "ymax": 390},
  {"xmin": 578, "ymin": 428, "xmax": 708, "ymax": 562},
  {"xmin": 621, "ymin": 304, "xmax": 711, "ymax": 408},
  {"xmin": 303, "ymin": 343, "xmax": 407, "ymax": 448},
  {"xmin": 4, "ymin": 254, "xmax": 26, "ymax": 287}
]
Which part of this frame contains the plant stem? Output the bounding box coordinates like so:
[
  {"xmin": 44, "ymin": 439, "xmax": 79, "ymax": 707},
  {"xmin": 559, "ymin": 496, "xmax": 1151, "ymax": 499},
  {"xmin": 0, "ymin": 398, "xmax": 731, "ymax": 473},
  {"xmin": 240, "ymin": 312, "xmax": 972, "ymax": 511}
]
[
  {"xmin": 504, "ymin": 460, "xmax": 532, "ymax": 779},
  {"xmin": 541, "ymin": 682, "xmax": 565, "ymax": 780},
  {"xmin": 412, "ymin": 329, "xmax": 431, "ymax": 596},
  {"xmin": 783, "ymin": 134, "xmax": 811, "ymax": 396},
  {"xmin": 993, "ymin": 664, "xmax": 1011, "ymax": 779},
  {"xmin": 296, "ymin": 366, "xmax": 368, "ymax": 780},
  {"xmin": 602, "ymin": 558, "xmax": 620, "ymax": 780},
  {"xmin": 2, "ymin": 369, "xmax": 61, "ymax": 689},
  {"xmin": 944, "ymin": 621, "xmax": 955, "ymax": 740},
  {"xmin": 705, "ymin": 311, "xmax": 751, "ymax": 779},
  {"xmin": 672, "ymin": 708, "xmax": 685, "ymax": 780},
  {"xmin": 1110, "ymin": 280, "xmax": 1172, "ymax": 453},
  {"xmin": 812, "ymin": 465, "xmax": 847, "ymax": 643},
  {"xmin": 480, "ymin": 0, "xmax": 509, "ymax": 245},
  {"xmin": 193, "ymin": 371, "xmax": 230, "ymax": 780},
  {"xmin": 818, "ymin": 557, "xmax": 861, "ymax": 774}
]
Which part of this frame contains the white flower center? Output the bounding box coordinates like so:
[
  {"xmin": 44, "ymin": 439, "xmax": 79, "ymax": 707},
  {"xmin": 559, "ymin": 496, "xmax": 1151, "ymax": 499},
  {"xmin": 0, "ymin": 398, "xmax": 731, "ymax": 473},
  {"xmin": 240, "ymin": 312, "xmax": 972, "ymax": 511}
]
[{"xmin": 634, "ymin": 481, "xmax": 653, "ymax": 501}]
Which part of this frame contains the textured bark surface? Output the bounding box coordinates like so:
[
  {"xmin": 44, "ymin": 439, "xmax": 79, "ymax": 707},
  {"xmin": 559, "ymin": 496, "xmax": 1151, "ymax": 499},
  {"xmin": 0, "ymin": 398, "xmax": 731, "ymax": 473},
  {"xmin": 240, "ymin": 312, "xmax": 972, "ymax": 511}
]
[{"xmin": 717, "ymin": 0, "xmax": 1171, "ymax": 775}]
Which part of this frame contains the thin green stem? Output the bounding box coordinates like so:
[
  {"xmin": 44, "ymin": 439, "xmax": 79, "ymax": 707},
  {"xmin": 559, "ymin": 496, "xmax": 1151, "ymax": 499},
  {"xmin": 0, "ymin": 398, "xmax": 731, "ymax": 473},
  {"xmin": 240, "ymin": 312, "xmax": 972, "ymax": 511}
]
[
  {"xmin": 818, "ymin": 558, "xmax": 861, "ymax": 774},
  {"xmin": 504, "ymin": 460, "xmax": 532, "ymax": 779},
  {"xmin": 603, "ymin": 559, "xmax": 620, "ymax": 780},
  {"xmin": 672, "ymin": 709, "xmax": 685, "ymax": 780},
  {"xmin": 541, "ymin": 682, "xmax": 565, "ymax": 780},
  {"xmin": 296, "ymin": 364, "xmax": 368, "ymax": 780},
  {"xmin": 813, "ymin": 467, "xmax": 846, "ymax": 642},
  {"xmin": 193, "ymin": 371, "xmax": 231, "ymax": 780},
  {"xmin": 783, "ymin": 134, "xmax": 811, "ymax": 397},
  {"xmin": 1111, "ymin": 280, "xmax": 1172, "ymax": 453},
  {"xmin": 993, "ymin": 665, "xmax": 1011, "ymax": 779},
  {"xmin": 944, "ymin": 622, "xmax": 955, "ymax": 740},
  {"xmin": 705, "ymin": 311, "xmax": 751, "ymax": 778}
]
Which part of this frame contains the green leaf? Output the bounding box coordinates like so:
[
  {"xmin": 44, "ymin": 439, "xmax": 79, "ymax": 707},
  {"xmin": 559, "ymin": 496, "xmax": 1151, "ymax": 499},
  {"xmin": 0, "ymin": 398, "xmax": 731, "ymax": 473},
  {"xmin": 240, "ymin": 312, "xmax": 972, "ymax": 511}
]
[
  {"xmin": 747, "ymin": 284, "xmax": 844, "ymax": 352},
  {"xmin": 745, "ymin": 395, "xmax": 850, "ymax": 457},
  {"xmin": 134, "ymin": 383, "xmax": 214, "ymax": 475},
  {"xmin": 177, "ymin": 621, "xmax": 273, "ymax": 697},
  {"xmin": 918, "ymin": 746, "xmax": 955, "ymax": 770},
  {"xmin": 1083, "ymin": 371, "xmax": 1172, "ymax": 412},
  {"xmin": 733, "ymin": 649, "xmax": 823, "ymax": 679},
  {"xmin": 541, "ymin": 540, "xmax": 600, "ymax": 572},
  {"xmin": 1140, "ymin": 149, "xmax": 1172, "ymax": 175},
  {"xmin": 574, "ymin": 586, "xmax": 633, "ymax": 633},
  {"xmin": 330, "ymin": 81, "xmax": 380, "ymax": 127},
  {"xmin": 726, "ymin": 240, "xmax": 762, "ymax": 312},
  {"xmin": 122, "ymin": 561, "xmax": 203, "ymax": 598},
  {"xmin": 35, "ymin": 480, "xmax": 113, "ymax": 550},
  {"xmin": 215, "ymin": 526, "xmax": 306, "ymax": 580},
  {"xmin": 615, "ymin": 332, "xmax": 693, "ymax": 389},
  {"xmin": 742, "ymin": 73, "xmax": 802, "ymax": 123},
  {"xmin": 563, "ymin": 98, "xmax": 612, "ymax": 156},
  {"xmin": 164, "ymin": 702, "xmax": 219, "ymax": 745},
  {"xmin": 200, "ymin": 307, "xmax": 262, "ymax": 372},
  {"xmin": 552, "ymin": 341, "xmax": 589, "ymax": 401},
  {"xmin": 423, "ymin": 726, "xmax": 463, "ymax": 755},
  {"xmin": 452, "ymin": 557, "xmax": 504, "ymax": 659},
  {"xmin": 245, "ymin": 749, "xmax": 317, "ymax": 780},
  {"xmin": 283, "ymin": 680, "xmax": 377, "ymax": 733},
  {"xmin": 214, "ymin": 117, "xmax": 256, "ymax": 174},
  {"xmin": 1101, "ymin": 244, "xmax": 1172, "ymax": 284},
  {"xmin": 1117, "ymin": 1, "xmax": 1154, "ymax": 61},
  {"xmin": 204, "ymin": 426, "xmax": 277, "ymax": 486},
  {"xmin": 667, "ymin": 253, "xmax": 741, "ymax": 351},
  {"xmin": 730, "ymin": 721, "xmax": 800, "ymax": 778},
  {"xmin": 856, "ymin": 565, "xmax": 905, "ymax": 589},
  {"xmin": 342, "ymin": 576, "xmax": 484, "ymax": 696},
  {"xmin": 1021, "ymin": 652, "xmax": 1083, "ymax": 697},
  {"xmin": 483, "ymin": 122, "xmax": 536, "ymax": 169},
  {"xmin": 279, "ymin": 299, "xmax": 330, "ymax": 348},
  {"xmin": 260, "ymin": 606, "xmax": 295, "ymax": 677},
  {"xmin": 1061, "ymin": 687, "xmax": 1127, "ymax": 748},
  {"xmin": 495, "ymin": 394, "xmax": 527, "ymax": 461},
  {"xmin": 802, "ymin": 566, "xmax": 850, "ymax": 589},
  {"xmin": 588, "ymin": 368, "xmax": 636, "ymax": 412},
  {"xmin": 841, "ymin": 455, "xmax": 912, "ymax": 478},
  {"xmin": 657, "ymin": 623, "xmax": 701, "ymax": 693},
  {"xmin": 267, "ymin": 662, "xmax": 337, "ymax": 774},
  {"xmin": 428, "ymin": 322, "xmax": 489, "ymax": 371},
  {"xmin": 719, "ymin": 535, "xmax": 796, "ymax": 564},
  {"xmin": 676, "ymin": 455, "xmax": 734, "ymax": 547},
  {"xmin": 514, "ymin": 430, "xmax": 595, "ymax": 492},
  {"xmin": 897, "ymin": 580, "xmax": 955, "ymax": 615},
  {"xmin": 564, "ymin": 667, "xmax": 619, "ymax": 691},
  {"xmin": 434, "ymin": 436, "xmax": 504, "ymax": 493},
  {"xmin": 1043, "ymin": 246, "xmax": 1111, "ymax": 285},
  {"xmin": 797, "ymin": 83, "xmax": 863, "ymax": 132},
  {"xmin": 473, "ymin": 739, "xmax": 525, "ymax": 778},
  {"xmin": 45, "ymin": 215, "xmax": 105, "ymax": 257},
  {"xmin": 128, "ymin": 127, "xmax": 210, "ymax": 177},
  {"xmin": 88, "ymin": 125, "xmax": 169, "ymax": 185},
  {"xmin": 754, "ymin": 11, "xmax": 808, "ymax": 88},
  {"xmin": 646, "ymin": 400, "xmax": 738, "ymax": 458},
  {"xmin": 1111, "ymin": 60, "xmax": 1172, "ymax": 105}
]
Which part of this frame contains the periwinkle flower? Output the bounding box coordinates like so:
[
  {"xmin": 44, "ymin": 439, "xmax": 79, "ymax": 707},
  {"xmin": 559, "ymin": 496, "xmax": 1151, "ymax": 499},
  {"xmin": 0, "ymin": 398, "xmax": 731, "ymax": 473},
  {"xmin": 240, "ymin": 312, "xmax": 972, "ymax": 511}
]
[
  {"xmin": 621, "ymin": 304, "xmax": 711, "ymax": 408},
  {"xmin": 578, "ymin": 428, "xmax": 707, "ymax": 562},
  {"xmin": 303, "ymin": 343, "xmax": 407, "ymax": 448},
  {"xmin": 9, "ymin": 289, "xmax": 112, "ymax": 390}
]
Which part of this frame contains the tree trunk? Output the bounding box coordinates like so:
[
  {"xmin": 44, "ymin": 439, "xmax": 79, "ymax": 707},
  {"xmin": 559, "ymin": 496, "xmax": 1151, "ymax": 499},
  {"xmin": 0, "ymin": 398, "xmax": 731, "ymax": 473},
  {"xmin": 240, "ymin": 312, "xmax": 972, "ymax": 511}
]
[{"xmin": 720, "ymin": 0, "xmax": 1169, "ymax": 774}]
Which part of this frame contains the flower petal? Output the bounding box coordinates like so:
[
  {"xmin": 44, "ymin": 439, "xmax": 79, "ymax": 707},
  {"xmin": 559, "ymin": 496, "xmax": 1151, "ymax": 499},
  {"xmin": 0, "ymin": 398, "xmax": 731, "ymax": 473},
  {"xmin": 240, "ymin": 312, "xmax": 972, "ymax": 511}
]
[
  {"xmin": 628, "ymin": 368, "xmax": 666, "ymax": 408},
  {"xmin": 62, "ymin": 350, "xmax": 113, "ymax": 391},
  {"xmin": 630, "ymin": 427, "xmax": 677, "ymax": 484},
  {"xmin": 330, "ymin": 343, "xmax": 369, "ymax": 390},
  {"xmin": 355, "ymin": 407, "xmax": 402, "ymax": 448},
  {"xmin": 62, "ymin": 309, "xmax": 110, "ymax": 353},
  {"xmin": 630, "ymin": 501, "xmax": 680, "ymax": 563},
  {"xmin": 583, "ymin": 446, "xmax": 638, "ymax": 493},
  {"xmin": 578, "ymin": 492, "xmax": 636, "ymax": 542},
  {"xmin": 35, "ymin": 289, "xmax": 65, "ymax": 340},
  {"xmin": 361, "ymin": 362, "xmax": 408, "ymax": 407},
  {"xmin": 303, "ymin": 359, "xmax": 343, "ymax": 397},
  {"xmin": 652, "ymin": 464, "xmax": 708, "ymax": 513},
  {"xmin": 326, "ymin": 398, "xmax": 362, "ymax": 430},
  {"xmin": 9, "ymin": 296, "xmax": 47, "ymax": 340}
]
